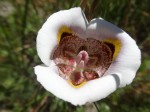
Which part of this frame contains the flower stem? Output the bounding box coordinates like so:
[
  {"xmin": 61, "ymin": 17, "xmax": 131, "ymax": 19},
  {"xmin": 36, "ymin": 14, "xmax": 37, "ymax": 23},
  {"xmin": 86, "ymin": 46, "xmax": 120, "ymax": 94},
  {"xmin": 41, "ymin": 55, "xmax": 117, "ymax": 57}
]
[{"xmin": 94, "ymin": 102, "xmax": 100, "ymax": 112}]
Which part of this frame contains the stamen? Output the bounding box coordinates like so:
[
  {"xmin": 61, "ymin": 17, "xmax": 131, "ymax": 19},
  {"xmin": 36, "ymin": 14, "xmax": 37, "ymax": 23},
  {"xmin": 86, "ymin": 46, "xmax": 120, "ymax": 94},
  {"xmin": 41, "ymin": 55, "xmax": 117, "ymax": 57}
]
[
  {"xmin": 83, "ymin": 69, "xmax": 99, "ymax": 80},
  {"xmin": 57, "ymin": 64, "xmax": 74, "ymax": 79},
  {"xmin": 70, "ymin": 71, "xmax": 85, "ymax": 86}
]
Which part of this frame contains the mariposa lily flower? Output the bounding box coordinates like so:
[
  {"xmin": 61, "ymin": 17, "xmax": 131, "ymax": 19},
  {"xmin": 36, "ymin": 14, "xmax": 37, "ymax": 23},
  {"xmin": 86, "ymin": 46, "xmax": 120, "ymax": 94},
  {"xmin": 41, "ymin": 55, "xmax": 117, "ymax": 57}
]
[{"xmin": 34, "ymin": 7, "xmax": 141, "ymax": 105}]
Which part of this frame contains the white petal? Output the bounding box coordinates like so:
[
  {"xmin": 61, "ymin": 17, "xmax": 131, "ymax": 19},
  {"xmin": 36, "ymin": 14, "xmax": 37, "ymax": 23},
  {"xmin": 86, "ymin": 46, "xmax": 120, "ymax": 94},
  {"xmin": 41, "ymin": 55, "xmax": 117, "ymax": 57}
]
[
  {"xmin": 34, "ymin": 63, "xmax": 121, "ymax": 105},
  {"xmin": 87, "ymin": 18, "xmax": 141, "ymax": 87},
  {"xmin": 37, "ymin": 7, "xmax": 88, "ymax": 65}
]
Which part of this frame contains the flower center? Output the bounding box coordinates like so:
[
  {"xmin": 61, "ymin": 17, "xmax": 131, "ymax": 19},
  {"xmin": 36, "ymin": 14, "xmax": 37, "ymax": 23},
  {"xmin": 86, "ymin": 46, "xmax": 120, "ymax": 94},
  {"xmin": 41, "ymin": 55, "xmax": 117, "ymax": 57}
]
[{"xmin": 53, "ymin": 33, "xmax": 114, "ymax": 87}]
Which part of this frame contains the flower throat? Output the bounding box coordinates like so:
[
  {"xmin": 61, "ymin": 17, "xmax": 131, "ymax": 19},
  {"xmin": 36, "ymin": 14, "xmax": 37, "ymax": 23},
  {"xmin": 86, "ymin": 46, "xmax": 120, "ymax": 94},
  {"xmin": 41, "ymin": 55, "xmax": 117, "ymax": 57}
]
[{"xmin": 53, "ymin": 33, "xmax": 115, "ymax": 87}]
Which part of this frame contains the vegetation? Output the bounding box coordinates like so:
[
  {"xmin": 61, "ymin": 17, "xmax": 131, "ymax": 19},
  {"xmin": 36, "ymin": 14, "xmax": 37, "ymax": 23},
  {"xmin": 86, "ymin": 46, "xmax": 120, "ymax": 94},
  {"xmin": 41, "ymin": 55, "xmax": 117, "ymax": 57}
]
[{"xmin": 0, "ymin": 0, "xmax": 149, "ymax": 112}]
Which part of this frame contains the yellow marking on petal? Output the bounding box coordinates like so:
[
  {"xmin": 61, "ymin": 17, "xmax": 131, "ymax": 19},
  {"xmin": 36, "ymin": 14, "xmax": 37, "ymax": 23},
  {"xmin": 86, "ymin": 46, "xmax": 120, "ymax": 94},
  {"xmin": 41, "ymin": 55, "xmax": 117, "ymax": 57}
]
[
  {"xmin": 104, "ymin": 38, "xmax": 122, "ymax": 60},
  {"xmin": 57, "ymin": 26, "xmax": 73, "ymax": 43},
  {"xmin": 67, "ymin": 80, "xmax": 87, "ymax": 88}
]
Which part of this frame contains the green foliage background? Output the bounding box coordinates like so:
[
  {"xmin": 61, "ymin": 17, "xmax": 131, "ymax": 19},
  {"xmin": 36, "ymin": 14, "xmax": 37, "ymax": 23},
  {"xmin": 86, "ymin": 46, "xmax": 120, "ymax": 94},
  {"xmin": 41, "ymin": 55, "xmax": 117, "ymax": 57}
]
[{"xmin": 0, "ymin": 0, "xmax": 150, "ymax": 112}]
